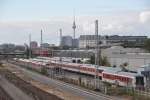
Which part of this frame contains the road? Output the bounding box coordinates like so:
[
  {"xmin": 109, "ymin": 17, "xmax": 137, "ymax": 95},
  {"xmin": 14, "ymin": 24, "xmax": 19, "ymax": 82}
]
[
  {"xmin": 0, "ymin": 75, "xmax": 34, "ymax": 100},
  {"xmin": 6, "ymin": 62, "xmax": 123, "ymax": 100}
]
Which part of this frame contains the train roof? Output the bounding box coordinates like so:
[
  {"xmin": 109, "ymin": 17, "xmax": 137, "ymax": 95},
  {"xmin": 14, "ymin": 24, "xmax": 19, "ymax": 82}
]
[
  {"xmin": 103, "ymin": 69, "xmax": 143, "ymax": 78},
  {"xmin": 117, "ymin": 72, "xmax": 143, "ymax": 77}
]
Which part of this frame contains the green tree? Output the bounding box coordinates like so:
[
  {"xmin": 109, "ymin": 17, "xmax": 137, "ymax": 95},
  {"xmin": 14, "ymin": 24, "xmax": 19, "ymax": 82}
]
[
  {"xmin": 90, "ymin": 55, "xmax": 95, "ymax": 64},
  {"xmin": 41, "ymin": 67, "xmax": 48, "ymax": 76},
  {"xmin": 144, "ymin": 39, "xmax": 150, "ymax": 52},
  {"xmin": 90, "ymin": 55, "xmax": 111, "ymax": 66},
  {"xmin": 120, "ymin": 62, "xmax": 128, "ymax": 71},
  {"xmin": 101, "ymin": 56, "xmax": 111, "ymax": 66}
]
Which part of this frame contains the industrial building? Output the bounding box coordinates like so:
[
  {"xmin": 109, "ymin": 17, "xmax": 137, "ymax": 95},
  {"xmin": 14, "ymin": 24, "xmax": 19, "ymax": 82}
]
[
  {"xmin": 30, "ymin": 41, "xmax": 38, "ymax": 49},
  {"xmin": 79, "ymin": 35, "xmax": 147, "ymax": 49}
]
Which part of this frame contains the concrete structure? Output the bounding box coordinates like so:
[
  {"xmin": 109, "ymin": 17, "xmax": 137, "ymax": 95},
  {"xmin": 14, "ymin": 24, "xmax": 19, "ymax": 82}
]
[
  {"xmin": 30, "ymin": 41, "xmax": 38, "ymax": 49},
  {"xmin": 101, "ymin": 46, "xmax": 150, "ymax": 71},
  {"xmin": 79, "ymin": 35, "xmax": 106, "ymax": 48}
]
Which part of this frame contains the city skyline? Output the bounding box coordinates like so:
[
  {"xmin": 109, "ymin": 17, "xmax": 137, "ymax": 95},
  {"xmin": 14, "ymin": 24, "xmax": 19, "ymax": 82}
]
[{"xmin": 0, "ymin": 0, "xmax": 150, "ymax": 45}]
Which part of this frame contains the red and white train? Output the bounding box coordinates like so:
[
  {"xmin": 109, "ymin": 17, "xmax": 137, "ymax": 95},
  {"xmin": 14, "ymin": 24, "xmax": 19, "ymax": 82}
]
[{"xmin": 12, "ymin": 57, "xmax": 146, "ymax": 89}]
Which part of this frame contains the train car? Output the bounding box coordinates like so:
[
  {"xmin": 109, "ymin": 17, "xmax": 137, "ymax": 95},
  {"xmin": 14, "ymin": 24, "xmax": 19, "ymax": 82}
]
[
  {"xmin": 12, "ymin": 58, "xmax": 146, "ymax": 89},
  {"xmin": 102, "ymin": 70, "xmax": 146, "ymax": 88}
]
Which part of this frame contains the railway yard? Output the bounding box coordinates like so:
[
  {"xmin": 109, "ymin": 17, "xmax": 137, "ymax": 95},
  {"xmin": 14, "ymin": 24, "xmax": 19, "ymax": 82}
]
[
  {"xmin": 0, "ymin": 64, "xmax": 85, "ymax": 100},
  {"xmin": 0, "ymin": 61, "xmax": 118, "ymax": 100},
  {"xmin": 0, "ymin": 84, "xmax": 12, "ymax": 100},
  {"xmin": 0, "ymin": 58, "xmax": 150, "ymax": 100}
]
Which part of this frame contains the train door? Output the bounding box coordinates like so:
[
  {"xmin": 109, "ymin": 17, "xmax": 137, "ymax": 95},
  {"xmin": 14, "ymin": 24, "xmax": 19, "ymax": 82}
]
[{"xmin": 135, "ymin": 76, "xmax": 145, "ymax": 90}]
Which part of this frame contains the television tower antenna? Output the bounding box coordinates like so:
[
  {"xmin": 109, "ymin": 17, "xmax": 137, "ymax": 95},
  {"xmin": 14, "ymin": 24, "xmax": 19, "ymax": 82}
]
[{"xmin": 72, "ymin": 14, "xmax": 76, "ymax": 39}]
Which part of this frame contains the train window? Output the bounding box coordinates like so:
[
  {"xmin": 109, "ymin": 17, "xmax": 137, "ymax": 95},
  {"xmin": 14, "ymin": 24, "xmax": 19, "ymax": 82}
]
[
  {"xmin": 72, "ymin": 60, "xmax": 76, "ymax": 63},
  {"xmin": 77, "ymin": 60, "xmax": 81, "ymax": 63}
]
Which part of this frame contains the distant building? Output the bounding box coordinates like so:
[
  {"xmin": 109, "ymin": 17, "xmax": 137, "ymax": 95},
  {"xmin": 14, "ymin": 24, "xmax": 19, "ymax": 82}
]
[
  {"xmin": 49, "ymin": 44, "xmax": 55, "ymax": 47},
  {"xmin": 61, "ymin": 36, "xmax": 73, "ymax": 47},
  {"xmin": 79, "ymin": 35, "xmax": 106, "ymax": 48},
  {"xmin": 107, "ymin": 35, "xmax": 147, "ymax": 47},
  {"xmin": 32, "ymin": 47, "xmax": 52, "ymax": 57},
  {"xmin": 41, "ymin": 43, "xmax": 49, "ymax": 48},
  {"xmin": 79, "ymin": 35, "xmax": 147, "ymax": 48},
  {"xmin": 30, "ymin": 41, "xmax": 38, "ymax": 49},
  {"xmin": 15, "ymin": 45, "xmax": 25, "ymax": 51},
  {"xmin": 72, "ymin": 39, "xmax": 79, "ymax": 48},
  {"xmin": 101, "ymin": 46, "xmax": 150, "ymax": 71},
  {"xmin": 0, "ymin": 43, "xmax": 15, "ymax": 53}
]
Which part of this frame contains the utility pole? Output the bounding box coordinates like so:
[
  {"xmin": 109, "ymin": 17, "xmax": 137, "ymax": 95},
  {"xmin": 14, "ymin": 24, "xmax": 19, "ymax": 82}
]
[
  {"xmin": 94, "ymin": 19, "xmax": 100, "ymax": 90},
  {"xmin": 59, "ymin": 28, "xmax": 62, "ymax": 49},
  {"xmin": 40, "ymin": 29, "xmax": 43, "ymax": 57},
  {"xmin": 59, "ymin": 28, "xmax": 62, "ymax": 76}
]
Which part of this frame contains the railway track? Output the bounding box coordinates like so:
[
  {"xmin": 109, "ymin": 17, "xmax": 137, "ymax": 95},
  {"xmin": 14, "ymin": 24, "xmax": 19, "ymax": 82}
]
[
  {"xmin": 0, "ymin": 85, "xmax": 13, "ymax": 100},
  {"xmin": 5, "ymin": 62, "xmax": 123, "ymax": 100},
  {"xmin": 0, "ymin": 68, "xmax": 63, "ymax": 100}
]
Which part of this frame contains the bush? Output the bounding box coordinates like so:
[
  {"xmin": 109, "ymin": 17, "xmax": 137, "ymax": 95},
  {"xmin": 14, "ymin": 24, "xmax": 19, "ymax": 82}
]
[{"xmin": 41, "ymin": 67, "xmax": 48, "ymax": 76}]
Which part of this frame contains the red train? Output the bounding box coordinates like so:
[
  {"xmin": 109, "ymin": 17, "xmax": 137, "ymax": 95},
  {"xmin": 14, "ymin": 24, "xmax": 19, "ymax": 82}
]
[{"xmin": 12, "ymin": 57, "xmax": 146, "ymax": 89}]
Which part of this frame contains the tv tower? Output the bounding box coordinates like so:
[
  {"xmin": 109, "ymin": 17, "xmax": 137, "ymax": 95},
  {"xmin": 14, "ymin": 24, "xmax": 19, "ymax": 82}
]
[{"xmin": 72, "ymin": 16, "xmax": 76, "ymax": 39}]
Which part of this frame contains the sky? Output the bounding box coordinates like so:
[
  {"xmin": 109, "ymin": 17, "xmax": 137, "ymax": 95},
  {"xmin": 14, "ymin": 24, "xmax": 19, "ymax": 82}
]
[{"xmin": 0, "ymin": 0, "xmax": 150, "ymax": 45}]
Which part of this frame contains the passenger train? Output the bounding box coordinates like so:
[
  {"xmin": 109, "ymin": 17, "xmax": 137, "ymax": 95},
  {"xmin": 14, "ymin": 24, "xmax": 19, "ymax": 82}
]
[{"xmin": 12, "ymin": 57, "xmax": 146, "ymax": 89}]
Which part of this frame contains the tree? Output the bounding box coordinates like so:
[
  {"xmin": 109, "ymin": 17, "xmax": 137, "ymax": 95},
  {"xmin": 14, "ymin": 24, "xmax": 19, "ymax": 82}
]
[
  {"xmin": 90, "ymin": 55, "xmax": 95, "ymax": 64},
  {"xmin": 101, "ymin": 56, "xmax": 111, "ymax": 66},
  {"xmin": 144, "ymin": 39, "xmax": 150, "ymax": 52},
  {"xmin": 90, "ymin": 55, "xmax": 111, "ymax": 66},
  {"xmin": 120, "ymin": 62, "xmax": 129, "ymax": 71},
  {"xmin": 41, "ymin": 67, "xmax": 48, "ymax": 76}
]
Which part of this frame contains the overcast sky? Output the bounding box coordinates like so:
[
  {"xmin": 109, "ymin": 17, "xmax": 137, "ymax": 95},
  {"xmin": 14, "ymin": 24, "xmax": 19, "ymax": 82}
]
[{"xmin": 0, "ymin": 0, "xmax": 150, "ymax": 45}]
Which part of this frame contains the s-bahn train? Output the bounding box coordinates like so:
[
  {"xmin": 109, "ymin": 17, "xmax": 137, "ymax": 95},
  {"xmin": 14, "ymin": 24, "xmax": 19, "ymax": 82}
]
[{"xmin": 12, "ymin": 57, "xmax": 146, "ymax": 89}]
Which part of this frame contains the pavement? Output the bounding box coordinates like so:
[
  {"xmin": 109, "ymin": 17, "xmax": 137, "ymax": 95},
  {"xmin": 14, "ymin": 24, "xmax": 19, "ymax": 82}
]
[
  {"xmin": 0, "ymin": 75, "xmax": 34, "ymax": 100},
  {"xmin": 5, "ymin": 62, "xmax": 125, "ymax": 100}
]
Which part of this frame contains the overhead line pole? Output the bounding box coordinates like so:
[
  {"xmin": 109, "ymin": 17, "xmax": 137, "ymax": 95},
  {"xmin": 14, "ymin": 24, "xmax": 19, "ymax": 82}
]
[
  {"xmin": 95, "ymin": 19, "xmax": 100, "ymax": 90},
  {"xmin": 29, "ymin": 34, "xmax": 31, "ymax": 58},
  {"xmin": 40, "ymin": 29, "xmax": 43, "ymax": 57}
]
